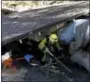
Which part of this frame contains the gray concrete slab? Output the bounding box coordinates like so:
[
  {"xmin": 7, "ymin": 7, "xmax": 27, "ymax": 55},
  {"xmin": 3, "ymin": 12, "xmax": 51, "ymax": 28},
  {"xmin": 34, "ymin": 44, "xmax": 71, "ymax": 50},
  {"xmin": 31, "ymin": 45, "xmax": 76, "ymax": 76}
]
[{"xmin": 2, "ymin": 2, "xmax": 89, "ymax": 45}]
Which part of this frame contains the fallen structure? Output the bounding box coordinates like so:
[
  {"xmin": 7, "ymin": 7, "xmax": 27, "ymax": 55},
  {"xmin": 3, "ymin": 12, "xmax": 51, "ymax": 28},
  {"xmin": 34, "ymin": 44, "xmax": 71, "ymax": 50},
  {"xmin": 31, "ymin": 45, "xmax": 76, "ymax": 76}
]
[
  {"xmin": 2, "ymin": 1, "xmax": 90, "ymax": 82},
  {"xmin": 2, "ymin": 1, "xmax": 89, "ymax": 46}
]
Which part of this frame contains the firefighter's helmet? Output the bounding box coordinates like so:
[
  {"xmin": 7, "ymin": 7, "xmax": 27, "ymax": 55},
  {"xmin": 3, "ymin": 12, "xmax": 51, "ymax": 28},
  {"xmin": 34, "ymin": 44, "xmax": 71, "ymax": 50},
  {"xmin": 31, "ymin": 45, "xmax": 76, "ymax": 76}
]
[{"xmin": 49, "ymin": 34, "xmax": 58, "ymax": 44}]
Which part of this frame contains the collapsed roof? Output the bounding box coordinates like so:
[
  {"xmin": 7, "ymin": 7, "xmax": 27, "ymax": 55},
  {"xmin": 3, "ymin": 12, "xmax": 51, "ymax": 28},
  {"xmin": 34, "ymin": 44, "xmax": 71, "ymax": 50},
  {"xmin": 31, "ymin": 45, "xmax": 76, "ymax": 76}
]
[{"xmin": 2, "ymin": 1, "xmax": 89, "ymax": 45}]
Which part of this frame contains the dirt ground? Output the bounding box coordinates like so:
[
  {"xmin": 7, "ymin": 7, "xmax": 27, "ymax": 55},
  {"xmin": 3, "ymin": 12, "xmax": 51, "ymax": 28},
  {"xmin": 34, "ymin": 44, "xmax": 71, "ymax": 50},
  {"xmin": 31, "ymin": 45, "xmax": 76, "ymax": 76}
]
[{"xmin": 2, "ymin": 60, "xmax": 90, "ymax": 82}]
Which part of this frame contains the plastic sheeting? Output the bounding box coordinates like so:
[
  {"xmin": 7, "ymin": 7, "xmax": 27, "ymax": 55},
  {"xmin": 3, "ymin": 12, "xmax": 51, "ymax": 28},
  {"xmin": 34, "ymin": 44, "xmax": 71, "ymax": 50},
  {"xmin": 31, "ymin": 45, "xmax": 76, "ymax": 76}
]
[
  {"xmin": 69, "ymin": 19, "xmax": 90, "ymax": 72},
  {"xmin": 71, "ymin": 50, "xmax": 90, "ymax": 72},
  {"xmin": 59, "ymin": 19, "xmax": 89, "ymax": 44},
  {"xmin": 24, "ymin": 54, "xmax": 33, "ymax": 62}
]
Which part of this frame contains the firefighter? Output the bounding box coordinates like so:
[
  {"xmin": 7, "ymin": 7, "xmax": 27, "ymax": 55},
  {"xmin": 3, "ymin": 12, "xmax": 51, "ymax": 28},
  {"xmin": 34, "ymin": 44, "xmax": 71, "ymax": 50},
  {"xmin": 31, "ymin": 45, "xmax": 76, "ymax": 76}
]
[{"xmin": 38, "ymin": 33, "xmax": 62, "ymax": 63}]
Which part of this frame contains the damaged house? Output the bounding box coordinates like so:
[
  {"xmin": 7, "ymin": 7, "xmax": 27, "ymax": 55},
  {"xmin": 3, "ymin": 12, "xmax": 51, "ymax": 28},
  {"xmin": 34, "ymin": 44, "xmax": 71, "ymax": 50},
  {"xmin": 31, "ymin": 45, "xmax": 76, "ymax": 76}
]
[{"xmin": 1, "ymin": 1, "xmax": 90, "ymax": 82}]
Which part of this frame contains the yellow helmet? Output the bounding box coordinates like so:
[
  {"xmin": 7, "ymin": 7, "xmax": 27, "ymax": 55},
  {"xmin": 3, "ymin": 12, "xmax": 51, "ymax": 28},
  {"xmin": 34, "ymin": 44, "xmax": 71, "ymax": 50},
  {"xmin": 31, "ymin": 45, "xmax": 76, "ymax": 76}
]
[{"xmin": 49, "ymin": 34, "xmax": 58, "ymax": 44}]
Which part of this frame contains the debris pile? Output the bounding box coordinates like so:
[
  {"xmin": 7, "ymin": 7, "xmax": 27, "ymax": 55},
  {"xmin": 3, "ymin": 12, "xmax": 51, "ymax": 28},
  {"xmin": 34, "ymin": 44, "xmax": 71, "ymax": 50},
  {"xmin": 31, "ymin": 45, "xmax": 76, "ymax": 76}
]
[{"xmin": 2, "ymin": 18, "xmax": 90, "ymax": 81}]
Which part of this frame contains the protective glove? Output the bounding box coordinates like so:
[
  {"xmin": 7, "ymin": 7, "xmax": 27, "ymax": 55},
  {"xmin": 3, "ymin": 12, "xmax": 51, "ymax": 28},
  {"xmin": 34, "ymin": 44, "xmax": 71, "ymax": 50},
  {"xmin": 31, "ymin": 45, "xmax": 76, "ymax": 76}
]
[
  {"xmin": 38, "ymin": 42, "xmax": 45, "ymax": 50},
  {"xmin": 38, "ymin": 38, "xmax": 47, "ymax": 50}
]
